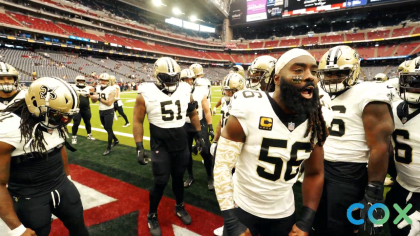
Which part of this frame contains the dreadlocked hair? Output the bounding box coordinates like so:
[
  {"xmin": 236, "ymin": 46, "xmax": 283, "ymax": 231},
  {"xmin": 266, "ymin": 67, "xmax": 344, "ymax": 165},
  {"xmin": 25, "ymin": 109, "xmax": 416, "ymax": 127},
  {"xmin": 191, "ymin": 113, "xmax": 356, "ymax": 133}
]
[
  {"xmin": 0, "ymin": 99, "xmax": 67, "ymax": 155},
  {"xmin": 304, "ymin": 101, "xmax": 329, "ymax": 150}
]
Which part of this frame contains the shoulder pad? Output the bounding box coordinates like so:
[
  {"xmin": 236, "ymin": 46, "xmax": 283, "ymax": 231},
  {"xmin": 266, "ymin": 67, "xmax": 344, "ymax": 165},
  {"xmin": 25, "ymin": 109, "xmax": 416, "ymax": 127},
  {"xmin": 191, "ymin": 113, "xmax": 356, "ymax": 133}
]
[
  {"xmin": 229, "ymin": 90, "xmax": 266, "ymax": 119},
  {"xmin": 0, "ymin": 113, "xmax": 21, "ymax": 135}
]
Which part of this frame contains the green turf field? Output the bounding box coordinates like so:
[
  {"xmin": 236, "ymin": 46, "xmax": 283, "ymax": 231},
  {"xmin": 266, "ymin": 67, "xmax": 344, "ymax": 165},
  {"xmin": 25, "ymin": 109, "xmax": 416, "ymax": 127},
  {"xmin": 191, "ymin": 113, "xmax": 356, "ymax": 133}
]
[{"xmin": 66, "ymin": 86, "xmax": 391, "ymax": 236}]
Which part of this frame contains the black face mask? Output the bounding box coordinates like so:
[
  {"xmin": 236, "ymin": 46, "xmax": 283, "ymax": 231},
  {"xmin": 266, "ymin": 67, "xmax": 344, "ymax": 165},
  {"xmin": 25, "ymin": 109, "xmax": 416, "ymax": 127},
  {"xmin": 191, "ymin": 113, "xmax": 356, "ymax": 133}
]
[
  {"xmin": 76, "ymin": 84, "xmax": 86, "ymax": 88},
  {"xmin": 279, "ymin": 77, "xmax": 319, "ymax": 114}
]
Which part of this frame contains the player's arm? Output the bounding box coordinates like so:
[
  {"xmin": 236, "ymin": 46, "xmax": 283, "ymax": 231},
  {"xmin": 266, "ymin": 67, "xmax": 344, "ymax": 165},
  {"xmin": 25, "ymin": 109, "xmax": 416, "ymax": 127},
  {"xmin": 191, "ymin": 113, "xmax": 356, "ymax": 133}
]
[
  {"xmin": 187, "ymin": 94, "xmax": 201, "ymax": 132},
  {"xmin": 214, "ymin": 115, "xmax": 249, "ymax": 236},
  {"xmin": 90, "ymin": 87, "xmax": 98, "ymax": 103},
  {"xmin": 358, "ymin": 102, "xmax": 394, "ymax": 234},
  {"xmin": 115, "ymin": 87, "xmax": 120, "ymax": 100},
  {"xmin": 214, "ymin": 119, "xmax": 222, "ymax": 143},
  {"xmin": 363, "ymin": 102, "xmax": 394, "ymax": 183},
  {"xmin": 133, "ymin": 94, "xmax": 146, "ymax": 143},
  {"xmin": 213, "ymin": 97, "xmax": 222, "ymax": 115},
  {"xmin": 61, "ymin": 147, "xmax": 70, "ymax": 177},
  {"xmin": 296, "ymin": 144, "xmax": 324, "ymax": 233},
  {"xmin": 387, "ymin": 141, "xmax": 397, "ymax": 179},
  {"xmin": 99, "ymin": 91, "xmax": 115, "ymax": 106},
  {"xmin": 0, "ymin": 142, "xmax": 28, "ymax": 233},
  {"xmin": 202, "ymin": 96, "xmax": 215, "ymax": 141},
  {"xmin": 133, "ymin": 94, "xmax": 149, "ymax": 165}
]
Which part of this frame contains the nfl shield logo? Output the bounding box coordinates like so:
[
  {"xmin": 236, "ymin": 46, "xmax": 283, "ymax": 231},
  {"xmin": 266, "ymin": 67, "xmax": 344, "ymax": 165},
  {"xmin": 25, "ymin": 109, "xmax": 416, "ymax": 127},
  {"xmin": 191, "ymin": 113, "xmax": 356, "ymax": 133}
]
[
  {"xmin": 288, "ymin": 122, "xmax": 295, "ymax": 131},
  {"xmin": 402, "ymin": 117, "xmax": 407, "ymax": 124}
]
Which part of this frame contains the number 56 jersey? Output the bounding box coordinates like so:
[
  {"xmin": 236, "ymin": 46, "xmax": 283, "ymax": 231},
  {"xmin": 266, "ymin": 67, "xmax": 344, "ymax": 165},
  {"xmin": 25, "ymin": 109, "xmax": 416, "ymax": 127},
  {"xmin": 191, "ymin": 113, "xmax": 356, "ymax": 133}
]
[
  {"xmin": 229, "ymin": 90, "xmax": 313, "ymax": 219},
  {"xmin": 392, "ymin": 101, "xmax": 420, "ymax": 192}
]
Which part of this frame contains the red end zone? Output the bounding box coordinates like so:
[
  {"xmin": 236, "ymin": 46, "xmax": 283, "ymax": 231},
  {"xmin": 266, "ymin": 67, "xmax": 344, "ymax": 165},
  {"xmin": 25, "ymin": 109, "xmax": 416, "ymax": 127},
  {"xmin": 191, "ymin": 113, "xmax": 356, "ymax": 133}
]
[{"xmin": 50, "ymin": 164, "xmax": 223, "ymax": 236}]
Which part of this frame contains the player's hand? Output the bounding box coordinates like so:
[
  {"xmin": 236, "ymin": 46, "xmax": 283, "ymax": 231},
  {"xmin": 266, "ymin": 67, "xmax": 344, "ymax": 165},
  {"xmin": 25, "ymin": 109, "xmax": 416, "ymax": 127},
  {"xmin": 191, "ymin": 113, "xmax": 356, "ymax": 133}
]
[
  {"xmin": 195, "ymin": 132, "xmax": 207, "ymax": 152},
  {"xmin": 21, "ymin": 228, "xmax": 37, "ymax": 236},
  {"xmin": 210, "ymin": 142, "xmax": 217, "ymax": 157},
  {"xmin": 208, "ymin": 125, "xmax": 215, "ymax": 142},
  {"xmin": 398, "ymin": 211, "xmax": 420, "ymax": 236},
  {"xmin": 358, "ymin": 182, "xmax": 385, "ymax": 235},
  {"xmin": 212, "ymin": 107, "xmax": 217, "ymax": 115},
  {"xmin": 239, "ymin": 229, "xmax": 252, "ymax": 236},
  {"xmin": 288, "ymin": 224, "xmax": 308, "ymax": 236},
  {"xmin": 136, "ymin": 142, "xmax": 149, "ymax": 165}
]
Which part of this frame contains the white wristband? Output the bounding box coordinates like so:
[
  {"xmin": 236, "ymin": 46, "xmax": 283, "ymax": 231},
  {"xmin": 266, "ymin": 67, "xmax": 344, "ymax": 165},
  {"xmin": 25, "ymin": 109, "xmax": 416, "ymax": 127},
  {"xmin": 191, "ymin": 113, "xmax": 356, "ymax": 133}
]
[
  {"xmin": 67, "ymin": 175, "xmax": 72, "ymax": 180},
  {"xmin": 9, "ymin": 224, "xmax": 26, "ymax": 236}
]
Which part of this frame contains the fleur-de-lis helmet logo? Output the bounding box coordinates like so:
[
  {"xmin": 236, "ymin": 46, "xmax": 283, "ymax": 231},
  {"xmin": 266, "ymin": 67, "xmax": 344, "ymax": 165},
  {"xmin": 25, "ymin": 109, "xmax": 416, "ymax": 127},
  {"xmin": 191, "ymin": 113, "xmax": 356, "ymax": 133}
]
[{"xmin": 39, "ymin": 85, "xmax": 58, "ymax": 100}]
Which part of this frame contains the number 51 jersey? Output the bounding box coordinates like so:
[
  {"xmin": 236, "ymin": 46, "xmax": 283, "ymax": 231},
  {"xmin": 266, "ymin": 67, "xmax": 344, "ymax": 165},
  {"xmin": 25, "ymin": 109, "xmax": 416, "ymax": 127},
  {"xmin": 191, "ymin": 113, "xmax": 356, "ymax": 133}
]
[
  {"xmin": 392, "ymin": 101, "xmax": 420, "ymax": 192},
  {"xmin": 323, "ymin": 82, "xmax": 392, "ymax": 163},
  {"xmin": 137, "ymin": 82, "xmax": 191, "ymax": 128},
  {"xmin": 229, "ymin": 90, "xmax": 313, "ymax": 219}
]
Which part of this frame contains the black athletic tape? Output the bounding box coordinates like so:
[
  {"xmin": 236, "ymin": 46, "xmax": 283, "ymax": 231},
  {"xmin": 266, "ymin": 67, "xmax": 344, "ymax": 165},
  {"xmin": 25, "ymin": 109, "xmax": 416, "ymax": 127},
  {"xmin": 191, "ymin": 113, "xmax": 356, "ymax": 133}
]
[
  {"xmin": 187, "ymin": 101, "xmax": 197, "ymax": 112},
  {"xmin": 296, "ymin": 206, "xmax": 316, "ymax": 233}
]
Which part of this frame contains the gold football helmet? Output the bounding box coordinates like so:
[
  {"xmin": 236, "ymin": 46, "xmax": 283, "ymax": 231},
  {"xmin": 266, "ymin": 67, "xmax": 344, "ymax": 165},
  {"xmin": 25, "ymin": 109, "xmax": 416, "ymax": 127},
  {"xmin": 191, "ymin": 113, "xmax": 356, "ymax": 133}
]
[
  {"xmin": 222, "ymin": 73, "xmax": 245, "ymax": 101},
  {"xmin": 373, "ymin": 73, "xmax": 388, "ymax": 82},
  {"xmin": 75, "ymin": 75, "xmax": 86, "ymax": 87},
  {"xmin": 399, "ymin": 56, "xmax": 420, "ymax": 104},
  {"xmin": 25, "ymin": 77, "xmax": 79, "ymax": 128},
  {"xmin": 154, "ymin": 57, "xmax": 181, "ymax": 93},
  {"xmin": 318, "ymin": 45, "xmax": 361, "ymax": 94},
  {"xmin": 398, "ymin": 60, "xmax": 411, "ymax": 73},
  {"xmin": 247, "ymin": 55, "xmax": 276, "ymax": 90},
  {"xmin": 99, "ymin": 73, "xmax": 110, "ymax": 87},
  {"xmin": 189, "ymin": 63, "xmax": 204, "ymax": 77},
  {"xmin": 230, "ymin": 65, "xmax": 245, "ymax": 78},
  {"xmin": 0, "ymin": 62, "xmax": 19, "ymax": 93},
  {"xmin": 180, "ymin": 69, "xmax": 196, "ymax": 82},
  {"xmin": 110, "ymin": 75, "xmax": 116, "ymax": 86}
]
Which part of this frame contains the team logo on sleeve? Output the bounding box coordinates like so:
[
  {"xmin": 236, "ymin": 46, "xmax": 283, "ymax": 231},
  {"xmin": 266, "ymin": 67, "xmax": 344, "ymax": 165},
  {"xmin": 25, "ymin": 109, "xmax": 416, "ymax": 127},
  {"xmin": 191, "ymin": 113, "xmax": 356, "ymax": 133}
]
[{"xmin": 259, "ymin": 117, "xmax": 273, "ymax": 131}]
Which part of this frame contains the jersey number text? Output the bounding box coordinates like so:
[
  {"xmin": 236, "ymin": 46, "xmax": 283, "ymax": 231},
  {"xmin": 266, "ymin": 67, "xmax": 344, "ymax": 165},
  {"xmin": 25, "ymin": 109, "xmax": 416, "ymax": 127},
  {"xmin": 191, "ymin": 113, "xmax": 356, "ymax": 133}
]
[
  {"xmin": 392, "ymin": 129, "xmax": 412, "ymax": 164},
  {"xmin": 161, "ymin": 100, "xmax": 182, "ymax": 121}
]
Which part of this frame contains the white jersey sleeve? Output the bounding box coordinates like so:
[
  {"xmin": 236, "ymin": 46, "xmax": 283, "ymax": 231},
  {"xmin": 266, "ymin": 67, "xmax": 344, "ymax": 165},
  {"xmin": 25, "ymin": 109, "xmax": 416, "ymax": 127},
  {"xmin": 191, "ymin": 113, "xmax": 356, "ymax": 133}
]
[
  {"xmin": 0, "ymin": 113, "xmax": 65, "ymax": 156},
  {"xmin": 319, "ymin": 87, "xmax": 333, "ymax": 128},
  {"xmin": 392, "ymin": 101, "xmax": 420, "ymax": 192},
  {"xmin": 114, "ymin": 85, "xmax": 121, "ymax": 100},
  {"xmin": 138, "ymin": 82, "xmax": 190, "ymax": 128},
  {"xmin": 228, "ymin": 90, "xmax": 313, "ymax": 218},
  {"xmin": 324, "ymin": 82, "xmax": 393, "ymax": 163},
  {"xmin": 185, "ymin": 86, "xmax": 205, "ymax": 123}
]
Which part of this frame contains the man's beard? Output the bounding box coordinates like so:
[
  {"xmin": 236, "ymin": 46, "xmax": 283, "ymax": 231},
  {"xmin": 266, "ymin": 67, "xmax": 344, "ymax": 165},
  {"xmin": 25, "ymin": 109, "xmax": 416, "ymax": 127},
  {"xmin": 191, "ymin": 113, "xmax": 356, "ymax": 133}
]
[{"xmin": 279, "ymin": 77, "xmax": 319, "ymax": 114}]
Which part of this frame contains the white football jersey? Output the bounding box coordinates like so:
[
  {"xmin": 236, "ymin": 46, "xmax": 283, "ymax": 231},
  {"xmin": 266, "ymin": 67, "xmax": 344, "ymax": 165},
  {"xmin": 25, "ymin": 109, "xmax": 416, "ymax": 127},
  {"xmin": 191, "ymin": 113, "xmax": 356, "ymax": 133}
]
[
  {"xmin": 0, "ymin": 113, "xmax": 65, "ymax": 157},
  {"xmin": 392, "ymin": 101, "xmax": 420, "ymax": 192},
  {"xmin": 96, "ymin": 85, "xmax": 115, "ymax": 111},
  {"xmin": 384, "ymin": 79, "xmax": 401, "ymax": 102},
  {"xmin": 229, "ymin": 90, "xmax": 313, "ymax": 219},
  {"xmin": 138, "ymin": 82, "xmax": 190, "ymax": 129},
  {"xmin": 324, "ymin": 82, "xmax": 392, "ymax": 163},
  {"xmin": 318, "ymin": 86, "xmax": 333, "ymax": 128},
  {"xmin": 195, "ymin": 78, "xmax": 211, "ymax": 104},
  {"xmin": 71, "ymin": 84, "xmax": 90, "ymax": 98},
  {"xmin": 185, "ymin": 85, "xmax": 206, "ymax": 123},
  {"xmin": 0, "ymin": 90, "xmax": 27, "ymax": 109},
  {"xmin": 113, "ymin": 84, "xmax": 121, "ymax": 100}
]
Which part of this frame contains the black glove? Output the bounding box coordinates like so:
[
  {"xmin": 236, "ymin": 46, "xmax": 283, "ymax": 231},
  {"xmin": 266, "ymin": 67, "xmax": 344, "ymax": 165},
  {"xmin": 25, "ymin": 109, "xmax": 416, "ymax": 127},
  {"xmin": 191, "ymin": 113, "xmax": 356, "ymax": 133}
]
[
  {"xmin": 222, "ymin": 209, "xmax": 248, "ymax": 236},
  {"xmin": 136, "ymin": 142, "xmax": 150, "ymax": 165},
  {"xmin": 358, "ymin": 182, "xmax": 385, "ymax": 235},
  {"xmin": 208, "ymin": 124, "xmax": 215, "ymax": 142},
  {"xmin": 195, "ymin": 132, "xmax": 207, "ymax": 152},
  {"xmin": 296, "ymin": 206, "xmax": 316, "ymax": 233}
]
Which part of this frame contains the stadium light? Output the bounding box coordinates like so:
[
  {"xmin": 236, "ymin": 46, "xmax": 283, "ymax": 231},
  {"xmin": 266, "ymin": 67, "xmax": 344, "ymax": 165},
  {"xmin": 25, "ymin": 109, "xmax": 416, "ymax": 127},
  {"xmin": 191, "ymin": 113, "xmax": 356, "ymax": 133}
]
[
  {"xmin": 190, "ymin": 15, "xmax": 197, "ymax": 22},
  {"xmin": 172, "ymin": 7, "xmax": 184, "ymax": 15},
  {"xmin": 152, "ymin": 0, "xmax": 166, "ymax": 7}
]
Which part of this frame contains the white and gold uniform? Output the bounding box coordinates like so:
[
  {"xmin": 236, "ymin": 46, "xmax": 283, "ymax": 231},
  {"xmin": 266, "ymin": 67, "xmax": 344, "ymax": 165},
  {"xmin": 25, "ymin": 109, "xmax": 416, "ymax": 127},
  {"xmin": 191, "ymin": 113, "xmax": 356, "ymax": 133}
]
[
  {"xmin": 220, "ymin": 97, "xmax": 230, "ymax": 129},
  {"xmin": 391, "ymin": 101, "xmax": 420, "ymax": 192},
  {"xmin": 185, "ymin": 84, "xmax": 206, "ymax": 123},
  {"xmin": 96, "ymin": 85, "xmax": 115, "ymax": 111},
  {"xmin": 324, "ymin": 82, "xmax": 392, "ymax": 163},
  {"xmin": 225, "ymin": 90, "xmax": 314, "ymax": 218},
  {"xmin": 0, "ymin": 90, "xmax": 27, "ymax": 109},
  {"xmin": 138, "ymin": 82, "xmax": 191, "ymax": 128}
]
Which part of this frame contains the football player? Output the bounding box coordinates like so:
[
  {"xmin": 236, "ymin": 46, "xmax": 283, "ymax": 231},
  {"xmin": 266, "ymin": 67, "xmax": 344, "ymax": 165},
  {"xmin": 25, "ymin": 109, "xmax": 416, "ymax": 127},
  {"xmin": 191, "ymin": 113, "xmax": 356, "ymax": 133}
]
[
  {"xmin": 110, "ymin": 75, "xmax": 130, "ymax": 127},
  {"xmin": 386, "ymin": 57, "xmax": 420, "ymax": 236},
  {"xmin": 213, "ymin": 69, "xmax": 245, "ymax": 115},
  {"xmin": 373, "ymin": 73, "xmax": 389, "ymax": 82},
  {"xmin": 132, "ymin": 57, "xmax": 206, "ymax": 236},
  {"xmin": 230, "ymin": 65, "xmax": 245, "ymax": 78},
  {"xmin": 214, "ymin": 48, "xmax": 328, "ymax": 236},
  {"xmin": 0, "ymin": 63, "xmax": 26, "ymax": 110},
  {"xmin": 312, "ymin": 45, "xmax": 395, "ymax": 236},
  {"xmin": 247, "ymin": 55, "xmax": 276, "ymax": 91},
  {"xmin": 185, "ymin": 64, "xmax": 215, "ymax": 189},
  {"xmin": 71, "ymin": 75, "xmax": 95, "ymax": 144},
  {"xmin": 91, "ymin": 73, "xmax": 119, "ymax": 155},
  {"xmin": 0, "ymin": 77, "xmax": 89, "ymax": 236}
]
